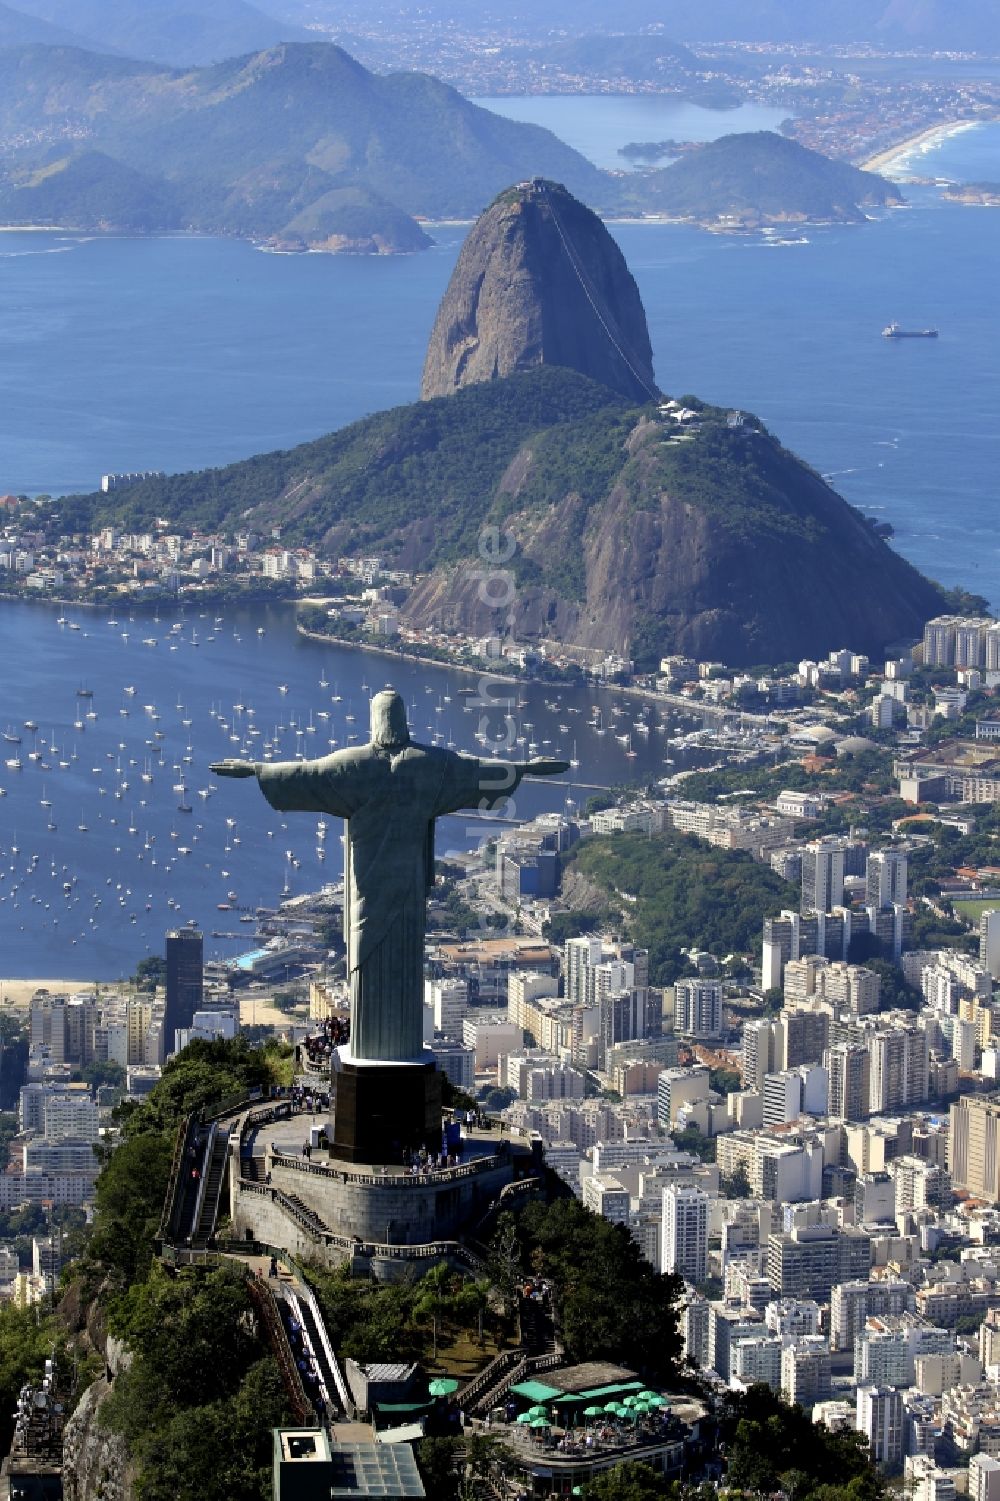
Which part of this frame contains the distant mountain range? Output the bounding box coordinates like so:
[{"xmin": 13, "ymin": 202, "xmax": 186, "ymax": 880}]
[
  {"xmin": 0, "ymin": 41, "xmax": 613, "ymax": 248},
  {"xmin": 0, "ymin": 40, "xmax": 899, "ymax": 250},
  {"xmin": 0, "ymin": 0, "xmax": 309, "ymax": 65},
  {"xmin": 0, "ymin": 1, "xmax": 95, "ymax": 49},
  {"xmin": 268, "ymin": 0, "xmax": 1000, "ymax": 52}
]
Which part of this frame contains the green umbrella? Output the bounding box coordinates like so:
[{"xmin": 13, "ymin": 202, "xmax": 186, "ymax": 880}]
[
  {"xmin": 621, "ymin": 1395, "xmax": 640, "ymax": 1407},
  {"xmin": 646, "ymin": 1394, "xmax": 668, "ymax": 1408},
  {"xmin": 516, "ymin": 1412, "xmax": 534, "ymax": 1425},
  {"xmin": 604, "ymin": 1401, "xmax": 620, "ymax": 1414},
  {"xmin": 528, "ymin": 1405, "xmax": 549, "ymax": 1417},
  {"xmin": 428, "ymin": 1377, "xmax": 459, "ymax": 1397},
  {"xmin": 530, "ymin": 1416, "xmax": 550, "ymax": 1429},
  {"xmin": 584, "ymin": 1405, "xmax": 603, "ymax": 1418}
]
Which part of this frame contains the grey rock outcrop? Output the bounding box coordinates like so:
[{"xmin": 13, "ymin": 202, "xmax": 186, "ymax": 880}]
[
  {"xmin": 62, "ymin": 1337, "xmax": 135, "ymax": 1501},
  {"xmin": 62, "ymin": 1375, "xmax": 135, "ymax": 1501},
  {"xmin": 421, "ymin": 179, "xmax": 659, "ymax": 403}
]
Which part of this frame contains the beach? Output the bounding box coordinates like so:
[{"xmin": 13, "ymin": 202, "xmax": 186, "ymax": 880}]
[
  {"xmin": 0, "ymin": 977, "xmax": 98, "ymax": 1009},
  {"xmin": 861, "ymin": 119, "xmax": 982, "ymax": 176},
  {"xmin": 0, "ymin": 977, "xmax": 296, "ymax": 1032}
]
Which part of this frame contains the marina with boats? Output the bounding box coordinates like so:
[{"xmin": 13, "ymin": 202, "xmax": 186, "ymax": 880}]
[{"xmin": 0, "ymin": 601, "xmax": 764, "ymax": 979}]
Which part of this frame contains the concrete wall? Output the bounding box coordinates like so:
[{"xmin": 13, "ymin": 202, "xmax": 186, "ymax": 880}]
[
  {"xmin": 232, "ymin": 1182, "xmax": 484, "ymax": 1282},
  {"xmin": 266, "ymin": 1152, "xmax": 513, "ymax": 1245}
]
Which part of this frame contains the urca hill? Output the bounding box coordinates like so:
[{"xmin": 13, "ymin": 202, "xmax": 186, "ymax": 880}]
[{"xmin": 79, "ymin": 181, "xmax": 944, "ymax": 667}]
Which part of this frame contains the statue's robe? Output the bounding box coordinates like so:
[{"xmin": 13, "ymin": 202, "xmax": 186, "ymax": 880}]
[{"xmin": 258, "ymin": 745, "xmax": 524, "ymax": 1061}]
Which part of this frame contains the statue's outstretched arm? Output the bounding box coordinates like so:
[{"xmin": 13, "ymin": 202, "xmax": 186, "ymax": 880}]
[
  {"xmin": 212, "ymin": 753, "xmax": 359, "ymax": 818},
  {"xmin": 433, "ymin": 753, "xmax": 569, "ymax": 816}
]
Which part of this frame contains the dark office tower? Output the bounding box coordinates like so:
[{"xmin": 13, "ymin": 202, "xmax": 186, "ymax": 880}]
[{"xmin": 165, "ymin": 927, "xmax": 204, "ymax": 1056}]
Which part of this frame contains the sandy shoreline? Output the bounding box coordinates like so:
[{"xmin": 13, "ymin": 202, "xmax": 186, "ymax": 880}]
[
  {"xmin": 861, "ymin": 119, "xmax": 985, "ymax": 175},
  {"xmin": 0, "ymin": 978, "xmax": 297, "ymax": 1031},
  {"xmin": 0, "ymin": 977, "xmax": 100, "ymax": 1008}
]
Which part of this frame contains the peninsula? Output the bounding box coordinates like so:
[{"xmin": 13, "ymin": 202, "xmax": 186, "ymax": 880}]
[{"xmin": 33, "ymin": 180, "xmax": 943, "ymax": 669}]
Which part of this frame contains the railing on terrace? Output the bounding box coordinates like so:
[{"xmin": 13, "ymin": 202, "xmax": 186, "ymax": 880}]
[
  {"xmin": 300, "ymin": 1055, "xmax": 330, "ymax": 1077},
  {"xmin": 200, "ymin": 1086, "xmax": 267, "ymax": 1127},
  {"xmin": 495, "ymin": 1425, "xmax": 684, "ymax": 1467},
  {"xmin": 471, "ymin": 1175, "xmax": 540, "ymax": 1236},
  {"xmin": 268, "ymin": 1145, "xmax": 509, "ymax": 1188}
]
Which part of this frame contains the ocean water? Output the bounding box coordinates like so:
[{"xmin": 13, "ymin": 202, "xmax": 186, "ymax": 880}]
[
  {"xmin": 0, "ymin": 602, "xmax": 697, "ymax": 978},
  {"xmin": 469, "ymin": 97, "xmax": 789, "ymax": 170},
  {"xmin": 1, "ymin": 99, "xmax": 999, "ymax": 975},
  {"xmin": 1, "ymin": 107, "xmax": 997, "ymax": 606}
]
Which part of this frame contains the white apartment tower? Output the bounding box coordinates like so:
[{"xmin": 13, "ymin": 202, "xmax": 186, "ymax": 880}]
[
  {"xmin": 857, "ymin": 1386, "xmax": 904, "ymax": 1471},
  {"xmin": 674, "ymin": 978, "xmax": 723, "ymax": 1041},
  {"xmin": 801, "ymin": 837, "xmax": 846, "ymax": 915},
  {"xmin": 982, "ymin": 910, "xmax": 1000, "ymax": 982},
  {"xmin": 866, "ymin": 851, "xmax": 908, "ymax": 910},
  {"xmin": 661, "ymin": 1183, "xmax": 708, "ymax": 1284},
  {"xmin": 866, "ymin": 1024, "xmax": 929, "ymax": 1115}
]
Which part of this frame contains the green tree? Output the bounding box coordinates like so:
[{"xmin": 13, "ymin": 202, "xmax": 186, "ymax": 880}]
[
  {"xmin": 582, "ymin": 1461, "xmax": 670, "ymax": 1499},
  {"xmin": 0, "ymin": 1306, "xmax": 63, "ymax": 1455},
  {"xmin": 719, "ymin": 1384, "xmax": 884, "ymax": 1501},
  {"xmin": 416, "ymin": 1437, "xmax": 461, "ymax": 1501},
  {"xmin": 516, "ymin": 1199, "xmax": 684, "ymax": 1379},
  {"xmin": 720, "ymin": 1163, "xmax": 752, "ymax": 1199}
]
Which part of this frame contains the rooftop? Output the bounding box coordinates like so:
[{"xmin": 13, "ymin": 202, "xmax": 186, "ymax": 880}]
[{"xmin": 907, "ymin": 738, "xmax": 1000, "ymax": 775}]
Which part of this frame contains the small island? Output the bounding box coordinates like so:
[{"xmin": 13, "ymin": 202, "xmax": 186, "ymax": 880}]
[
  {"xmin": 941, "ymin": 180, "xmax": 1000, "ymax": 206},
  {"xmin": 632, "ymin": 131, "xmax": 903, "ymax": 231}
]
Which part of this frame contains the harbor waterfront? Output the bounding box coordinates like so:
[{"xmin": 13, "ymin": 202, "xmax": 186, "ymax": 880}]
[{"xmin": 0, "ymin": 599, "xmax": 712, "ymax": 980}]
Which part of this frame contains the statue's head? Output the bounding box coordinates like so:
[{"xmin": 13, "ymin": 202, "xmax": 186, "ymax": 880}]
[{"xmin": 370, "ymin": 689, "xmax": 410, "ymax": 751}]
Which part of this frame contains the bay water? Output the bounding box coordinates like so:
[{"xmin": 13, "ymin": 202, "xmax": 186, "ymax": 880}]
[{"xmin": 1, "ymin": 98, "xmax": 999, "ymax": 975}]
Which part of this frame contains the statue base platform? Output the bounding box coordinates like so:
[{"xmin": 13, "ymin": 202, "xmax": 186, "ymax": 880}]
[{"xmin": 330, "ymin": 1051, "xmax": 442, "ymax": 1165}]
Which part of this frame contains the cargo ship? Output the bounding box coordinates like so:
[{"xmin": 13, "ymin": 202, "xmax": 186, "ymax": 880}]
[{"xmin": 882, "ymin": 322, "xmax": 938, "ymax": 339}]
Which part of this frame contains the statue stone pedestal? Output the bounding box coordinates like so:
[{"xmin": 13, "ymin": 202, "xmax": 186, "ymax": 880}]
[{"xmin": 330, "ymin": 1049, "xmax": 442, "ymax": 1165}]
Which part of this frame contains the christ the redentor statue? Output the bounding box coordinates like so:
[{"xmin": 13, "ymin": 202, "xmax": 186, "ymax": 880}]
[{"xmin": 212, "ymin": 688, "xmax": 567, "ymax": 1064}]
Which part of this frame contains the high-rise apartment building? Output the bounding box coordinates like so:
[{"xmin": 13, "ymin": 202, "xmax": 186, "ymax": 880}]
[
  {"xmin": 856, "ymin": 1386, "xmax": 904, "ymax": 1471},
  {"xmin": 826, "ymin": 1042, "xmax": 871, "ymax": 1122},
  {"xmin": 867, "ymin": 851, "xmax": 908, "ymax": 910},
  {"xmin": 763, "ymin": 1070, "xmax": 803, "ymax": 1128},
  {"xmin": 922, "ymin": 615, "xmax": 1000, "ymax": 670},
  {"xmin": 661, "ymin": 1183, "xmax": 708, "ymax": 1283},
  {"xmin": 781, "ymin": 1336, "xmax": 832, "ymax": 1406},
  {"xmin": 780, "ymin": 1007, "xmax": 831, "ymax": 1068},
  {"xmin": 674, "ymin": 978, "xmax": 723, "ymax": 1041},
  {"xmin": 743, "ymin": 1018, "xmax": 780, "ymax": 1092},
  {"xmin": 801, "ymin": 837, "xmax": 846, "ymax": 915},
  {"xmin": 865, "ymin": 1023, "xmax": 929, "ymax": 1115},
  {"xmin": 767, "ymin": 1225, "xmax": 871, "ymax": 1301},
  {"xmin": 164, "ymin": 927, "xmax": 204, "ymax": 1057},
  {"xmin": 982, "ymin": 911, "xmax": 1000, "ymax": 982},
  {"xmin": 949, "ymin": 1095, "xmax": 1000, "ymax": 1201}
]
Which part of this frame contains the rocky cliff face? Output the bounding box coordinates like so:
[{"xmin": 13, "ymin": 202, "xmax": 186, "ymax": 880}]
[
  {"xmin": 399, "ymin": 400, "xmax": 943, "ymax": 666},
  {"xmin": 421, "ymin": 180, "xmax": 659, "ymax": 403},
  {"xmin": 62, "ymin": 1337, "xmax": 135, "ymax": 1501}
]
